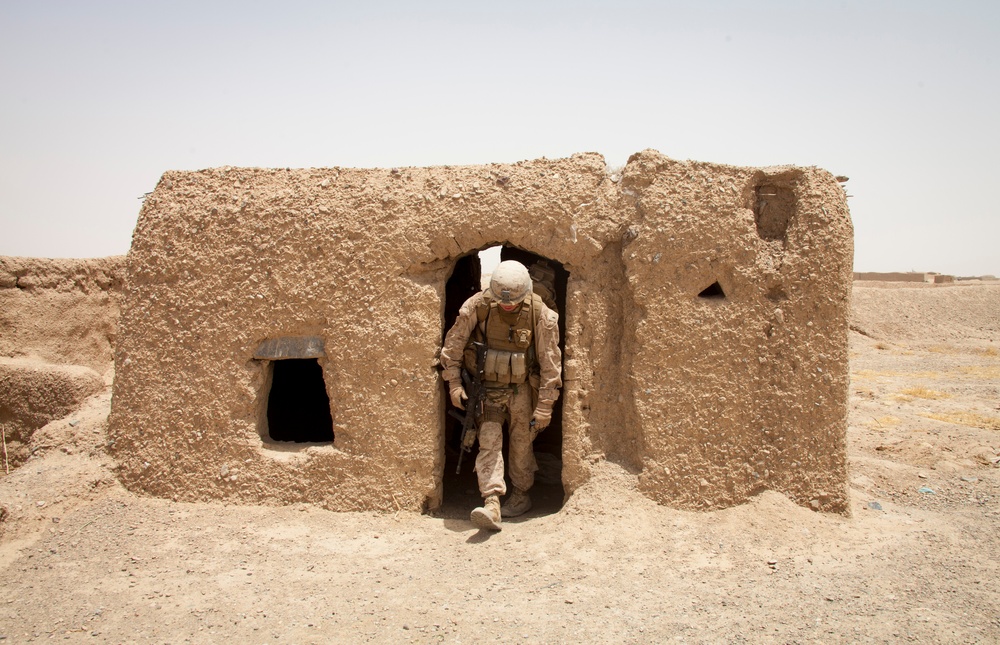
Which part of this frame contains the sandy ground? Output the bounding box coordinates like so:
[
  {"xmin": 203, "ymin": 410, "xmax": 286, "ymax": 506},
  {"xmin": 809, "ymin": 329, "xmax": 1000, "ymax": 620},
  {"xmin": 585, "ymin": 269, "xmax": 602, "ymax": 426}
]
[{"xmin": 1, "ymin": 282, "xmax": 998, "ymax": 644}]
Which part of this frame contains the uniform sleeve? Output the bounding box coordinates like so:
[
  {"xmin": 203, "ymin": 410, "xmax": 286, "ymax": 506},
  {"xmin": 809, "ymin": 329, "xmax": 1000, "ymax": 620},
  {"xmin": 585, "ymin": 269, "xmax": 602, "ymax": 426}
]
[
  {"xmin": 439, "ymin": 293, "xmax": 482, "ymax": 383},
  {"xmin": 535, "ymin": 303, "xmax": 562, "ymax": 402}
]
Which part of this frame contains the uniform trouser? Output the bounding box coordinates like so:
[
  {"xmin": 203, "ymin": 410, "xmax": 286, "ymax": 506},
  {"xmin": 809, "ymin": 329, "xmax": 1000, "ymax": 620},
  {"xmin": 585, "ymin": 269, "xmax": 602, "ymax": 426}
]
[{"xmin": 475, "ymin": 385, "xmax": 537, "ymax": 498}]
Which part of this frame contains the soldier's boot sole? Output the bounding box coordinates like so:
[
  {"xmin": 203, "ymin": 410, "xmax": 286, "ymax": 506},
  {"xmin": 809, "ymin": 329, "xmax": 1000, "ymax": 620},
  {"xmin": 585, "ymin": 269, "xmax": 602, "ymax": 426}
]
[{"xmin": 470, "ymin": 507, "xmax": 502, "ymax": 531}]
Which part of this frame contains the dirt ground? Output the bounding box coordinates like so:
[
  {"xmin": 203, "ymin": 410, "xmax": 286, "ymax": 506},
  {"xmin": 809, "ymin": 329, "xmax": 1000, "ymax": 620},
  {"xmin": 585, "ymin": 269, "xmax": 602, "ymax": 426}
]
[{"xmin": 1, "ymin": 281, "xmax": 998, "ymax": 644}]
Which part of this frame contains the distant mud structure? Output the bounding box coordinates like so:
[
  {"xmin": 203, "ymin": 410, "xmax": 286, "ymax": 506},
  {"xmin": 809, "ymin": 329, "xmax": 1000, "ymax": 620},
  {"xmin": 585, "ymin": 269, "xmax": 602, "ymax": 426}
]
[
  {"xmin": 106, "ymin": 150, "xmax": 854, "ymax": 513},
  {"xmin": 0, "ymin": 256, "xmax": 124, "ymax": 468}
]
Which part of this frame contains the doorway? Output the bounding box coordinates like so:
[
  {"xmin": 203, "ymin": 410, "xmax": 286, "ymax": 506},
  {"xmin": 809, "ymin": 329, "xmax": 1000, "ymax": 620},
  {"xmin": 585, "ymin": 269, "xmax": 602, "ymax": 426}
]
[{"xmin": 439, "ymin": 245, "xmax": 568, "ymax": 519}]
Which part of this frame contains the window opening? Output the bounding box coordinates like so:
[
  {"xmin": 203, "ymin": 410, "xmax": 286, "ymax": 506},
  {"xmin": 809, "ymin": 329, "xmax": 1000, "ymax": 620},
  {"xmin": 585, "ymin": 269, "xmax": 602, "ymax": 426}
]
[{"xmin": 266, "ymin": 358, "xmax": 334, "ymax": 443}]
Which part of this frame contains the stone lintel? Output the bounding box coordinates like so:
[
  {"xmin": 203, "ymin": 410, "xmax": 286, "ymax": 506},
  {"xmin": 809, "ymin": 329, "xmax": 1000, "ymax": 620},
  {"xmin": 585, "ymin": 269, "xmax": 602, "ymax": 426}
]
[{"xmin": 253, "ymin": 336, "xmax": 325, "ymax": 360}]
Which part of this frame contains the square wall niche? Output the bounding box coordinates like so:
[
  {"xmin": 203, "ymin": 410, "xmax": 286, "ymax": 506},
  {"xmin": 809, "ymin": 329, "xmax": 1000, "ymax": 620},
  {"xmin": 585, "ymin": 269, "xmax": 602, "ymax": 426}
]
[
  {"xmin": 754, "ymin": 182, "xmax": 798, "ymax": 243},
  {"xmin": 254, "ymin": 337, "xmax": 334, "ymax": 444}
]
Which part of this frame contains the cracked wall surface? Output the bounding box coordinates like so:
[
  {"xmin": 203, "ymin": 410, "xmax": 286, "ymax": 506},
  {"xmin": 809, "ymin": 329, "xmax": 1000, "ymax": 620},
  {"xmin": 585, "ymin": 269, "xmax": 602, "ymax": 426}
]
[{"xmin": 107, "ymin": 149, "xmax": 853, "ymax": 513}]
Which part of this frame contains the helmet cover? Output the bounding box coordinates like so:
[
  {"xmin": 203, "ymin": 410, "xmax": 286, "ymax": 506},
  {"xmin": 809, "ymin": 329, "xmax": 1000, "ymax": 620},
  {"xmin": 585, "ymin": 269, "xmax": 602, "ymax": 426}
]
[{"xmin": 489, "ymin": 260, "xmax": 532, "ymax": 305}]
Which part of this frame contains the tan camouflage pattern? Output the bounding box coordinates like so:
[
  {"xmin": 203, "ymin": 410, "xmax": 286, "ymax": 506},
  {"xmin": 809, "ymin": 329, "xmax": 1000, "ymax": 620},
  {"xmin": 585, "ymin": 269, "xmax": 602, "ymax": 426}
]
[{"xmin": 441, "ymin": 289, "xmax": 562, "ymax": 497}]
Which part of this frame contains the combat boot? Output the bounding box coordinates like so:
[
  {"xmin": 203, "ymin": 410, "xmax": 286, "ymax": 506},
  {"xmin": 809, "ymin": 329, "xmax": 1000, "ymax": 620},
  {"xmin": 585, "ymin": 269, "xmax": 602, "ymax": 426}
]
[
  {"xmin": 470, "ymin": 494, "xmax": 502, "ymax": 531},
  {"xmin": 501, "ymin": 488, "xmax": 532, "ymax": 518}
]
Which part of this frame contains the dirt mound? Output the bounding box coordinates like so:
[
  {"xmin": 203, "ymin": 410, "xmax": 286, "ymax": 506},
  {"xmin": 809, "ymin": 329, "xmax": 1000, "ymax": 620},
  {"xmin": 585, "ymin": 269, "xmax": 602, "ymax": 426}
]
[
  {"xmin": 0, "ymin": 358, "xmax": 104, "ymax": 471},
  {"xmin": 851, "ymin": 281, "xmax": 1000, "ymax": 345}
]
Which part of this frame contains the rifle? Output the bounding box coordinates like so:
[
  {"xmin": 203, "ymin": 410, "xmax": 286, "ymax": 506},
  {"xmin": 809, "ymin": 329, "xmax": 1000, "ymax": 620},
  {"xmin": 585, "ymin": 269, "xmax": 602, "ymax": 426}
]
[{"xmin": 448, "ymin": 341, "xmax": 487, "ymax": 474}]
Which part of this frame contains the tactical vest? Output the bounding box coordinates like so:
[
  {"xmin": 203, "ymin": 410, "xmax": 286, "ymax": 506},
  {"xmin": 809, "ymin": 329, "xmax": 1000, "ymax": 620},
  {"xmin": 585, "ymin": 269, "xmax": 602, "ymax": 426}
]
[{"xmin": 464, "ymin": 292, "xmax": 543, "ymax": 385}]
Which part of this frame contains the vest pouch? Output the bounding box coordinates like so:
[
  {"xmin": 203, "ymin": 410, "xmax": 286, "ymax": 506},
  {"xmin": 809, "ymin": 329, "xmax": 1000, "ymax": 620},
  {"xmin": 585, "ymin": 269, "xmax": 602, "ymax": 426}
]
[
  {"xmin": 484, "ymin": 349, "xmax": 500, "ymax": 382},
  {"xmin": 495, "ymin": 349, "xmax": 511, "ymax": 383},
  {"xmin": 510, "ymin": 352, "xmax": 527, "ymax": 383},
  {"xmin": 485, "ymin": 349, "xmax": 524, "ymax": 385}
]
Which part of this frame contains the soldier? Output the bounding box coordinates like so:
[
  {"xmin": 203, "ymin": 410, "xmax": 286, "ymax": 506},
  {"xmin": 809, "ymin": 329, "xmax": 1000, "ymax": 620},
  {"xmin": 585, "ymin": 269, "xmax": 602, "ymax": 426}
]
[{"xmin": 440, "ymin": 260, "xmax": 562, "ymax": 531}]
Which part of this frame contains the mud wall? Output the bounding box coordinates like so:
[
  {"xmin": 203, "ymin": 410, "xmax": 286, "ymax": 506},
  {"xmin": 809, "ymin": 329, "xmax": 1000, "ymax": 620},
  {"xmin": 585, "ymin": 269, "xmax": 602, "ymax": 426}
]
[
  {"xmin": 0, "ymin": 359, "xmax": 104, "ymax": 467},
  {"xmin": 0, "ymin": 256, "xmax": 124, "ymax": 374},
  {"xmin": 108, "ymin": 150, "xmax": 853, "ymax": 513},
  {"xmin": 853, "ymin": 272, "xmax": 930, "ymax": 283},
  {"xmin": 0, "ymin": 256, "xmax": 124, "ymax": 467},
  {"xmin": 618, "ymin": 156, "xmax": 852, "ymax": 510}
]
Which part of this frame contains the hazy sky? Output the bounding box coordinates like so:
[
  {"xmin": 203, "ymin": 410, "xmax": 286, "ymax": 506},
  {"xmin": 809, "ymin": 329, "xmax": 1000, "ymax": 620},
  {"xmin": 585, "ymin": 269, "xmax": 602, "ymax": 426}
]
[{"xmin": 2, "ymin": 1, "xmax": 997, "ymax": 275}]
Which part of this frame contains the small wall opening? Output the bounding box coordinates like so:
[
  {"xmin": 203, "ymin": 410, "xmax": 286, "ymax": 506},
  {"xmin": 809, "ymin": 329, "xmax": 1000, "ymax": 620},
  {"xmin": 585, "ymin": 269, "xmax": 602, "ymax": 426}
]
[
  {"xmin": 698, "ymin": 281, "xmax": 726, "ymax": 299},
  {"xmin": 265, "ymin": 358, "xmax": 334, "ymax": 443},
  {"xmin": 754, "ymin": 183, "xmax": 796, "ymax": 242},
  {"xmin": 438, "ymin": 244, "xmax": 568, "ymax": 518}
]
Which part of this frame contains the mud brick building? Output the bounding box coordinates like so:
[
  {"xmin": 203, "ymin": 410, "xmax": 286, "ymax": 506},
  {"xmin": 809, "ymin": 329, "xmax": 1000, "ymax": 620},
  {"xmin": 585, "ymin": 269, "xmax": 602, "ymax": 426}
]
[{"xmin": 108, "ymin": 150, "xmax": 853, "ymax": 513}]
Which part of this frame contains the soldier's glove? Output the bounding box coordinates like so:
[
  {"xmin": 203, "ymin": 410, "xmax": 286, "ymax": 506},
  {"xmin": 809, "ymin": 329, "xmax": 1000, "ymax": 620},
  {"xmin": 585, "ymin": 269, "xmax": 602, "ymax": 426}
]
[
  {"xmin": 531, "ymin": 400, "xmax": 554, "ymax": 431},
  {"xmin": 449, "ymin": 381, "xmax": 468, "ymax": 410}
]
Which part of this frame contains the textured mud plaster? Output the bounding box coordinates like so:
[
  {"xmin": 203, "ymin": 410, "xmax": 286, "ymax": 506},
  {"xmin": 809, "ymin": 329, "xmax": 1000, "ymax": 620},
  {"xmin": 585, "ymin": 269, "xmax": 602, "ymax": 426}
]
[
  {"xmin": 108, "ymin": 150, "xmax": 853, "ymax": 514},
  {"xmin": 0, "ymin": 256, "xmax": 124, "ymax": 374},
  {"xmin": 620, "ymin": 156, "xmax": 853, "ymax": 513}
]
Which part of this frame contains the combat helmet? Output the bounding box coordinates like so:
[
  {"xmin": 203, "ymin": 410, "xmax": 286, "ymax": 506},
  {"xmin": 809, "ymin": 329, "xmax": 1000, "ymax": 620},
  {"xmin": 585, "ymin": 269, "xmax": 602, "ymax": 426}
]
[{"xmin": 489, "ymin": 260, "xmax": 532, "ymax": 306}]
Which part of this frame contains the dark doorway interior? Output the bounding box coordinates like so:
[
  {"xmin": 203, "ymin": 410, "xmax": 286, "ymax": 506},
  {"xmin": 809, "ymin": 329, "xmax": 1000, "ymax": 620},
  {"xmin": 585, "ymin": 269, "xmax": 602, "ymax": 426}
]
[
  {"xmin": 266, "ymin": 359, "xmax": 334, "ymax": 443},
  {"xmin": 499, "ymin": 246, "xmax": 568, "ymax": 471},
  {"xmin": 439, "ymin": 246, "xmax": 568, "ymax": 520}
]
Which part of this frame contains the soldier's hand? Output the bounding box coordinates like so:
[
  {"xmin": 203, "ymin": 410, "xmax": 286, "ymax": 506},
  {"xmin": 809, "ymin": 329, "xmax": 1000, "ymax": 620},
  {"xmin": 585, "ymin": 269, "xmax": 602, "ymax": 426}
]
[
  {"xmin": 449, "ymin": 383, "xmax": 468, "ymax": 410},
  {"xmin": 531, "ymin": 402, "xmax": 553, "ymax": 430}
]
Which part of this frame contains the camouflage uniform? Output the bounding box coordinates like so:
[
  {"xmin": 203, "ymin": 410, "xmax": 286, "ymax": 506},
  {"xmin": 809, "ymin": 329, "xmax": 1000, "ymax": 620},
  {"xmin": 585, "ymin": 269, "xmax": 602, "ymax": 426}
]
[{"xmin": 440, "ymin": 290, "xmax": 562, "ymax": 497}]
